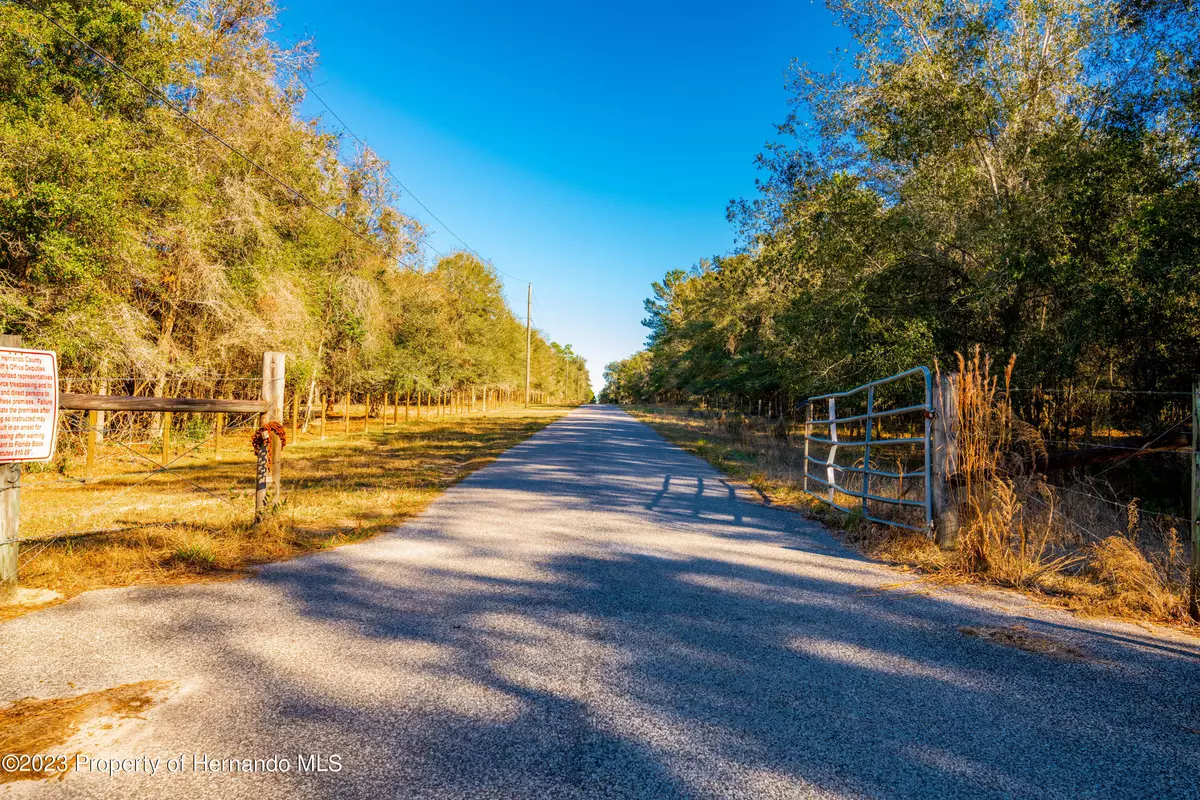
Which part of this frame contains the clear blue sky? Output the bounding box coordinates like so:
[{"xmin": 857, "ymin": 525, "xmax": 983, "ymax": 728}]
[{"xmin": 273, "ymin": 0, "xmax": 846, "ymax": 393}]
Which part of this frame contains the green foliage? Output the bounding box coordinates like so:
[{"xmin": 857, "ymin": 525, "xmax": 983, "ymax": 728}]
[
  {"xmin": 605, "ymin": 0, "xmax": 1199, "ymax": 411},
  {"xmin": 0, "ymin": 0, "xmax": 590, "ymax": 404}
]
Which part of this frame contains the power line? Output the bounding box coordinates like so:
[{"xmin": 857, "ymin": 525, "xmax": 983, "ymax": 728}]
[
  {"xmin": 11, "ymin": 0, "xmax": 402, "ymax": 266},
  {"xmin": 294, "ymin": 74, "xmax": 531, "ymax": 285}
]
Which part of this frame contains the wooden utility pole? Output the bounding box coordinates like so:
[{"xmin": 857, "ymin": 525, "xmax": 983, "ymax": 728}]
[
  {"xmin": 0, "ymin": 335, "xmax": 21, "ymax": 598},
  {"xmin": 528, "ymin": 286, "xmax": 532, "ymax": 407}
]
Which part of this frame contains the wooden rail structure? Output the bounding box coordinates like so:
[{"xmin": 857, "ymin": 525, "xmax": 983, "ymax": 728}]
[
  {"xmin": 2, "ymin": 352, "xmax": 557, "ymax": 600},
  {"xmin": 0, "ymin": 351, "xmax": 286, "ymax": 600}
]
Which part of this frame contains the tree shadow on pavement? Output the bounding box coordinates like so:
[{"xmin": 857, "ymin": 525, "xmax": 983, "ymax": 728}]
[{"xmin": 136, "ymin": 408, "xmax": 1200, "ymax": 799}]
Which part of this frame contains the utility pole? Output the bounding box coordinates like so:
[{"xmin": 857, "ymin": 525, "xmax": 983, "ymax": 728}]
[{"xmin": 525, "ymin": 283, "xmax": 532, "ymax": 408}]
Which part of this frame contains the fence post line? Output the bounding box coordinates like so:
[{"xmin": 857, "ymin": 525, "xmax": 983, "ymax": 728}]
[
  {"xmin": 343, "ymin": 392, "xmax": 350, "ymax": 437},
  {"xmin": 364, "ymin": 394, "xmax": 371, "ymax": 435},
  {"xmin": 932, "ymin": 373, "xmax": 960, "ymax": 548},
  {"xmin": 1189, "ymin": 378, "xmax": 1199, "ymax": 620},
  {"xmin": 262, "ymin": 352, "xmax": 285, "ymax": 508},
  {"xmin": 405, "ymin": 388, "xmax": 410, "ymax": 422},
  {"xmin": 483, "ymin": 384, "xmax": 488, "ymax": 413},
  {"xmin": 0, "ymin": 334, "xmax": 22, "ymax": 599},
  {"xmin": 383, "ymin": 392, "xmax": 389, "ymax": 427}
]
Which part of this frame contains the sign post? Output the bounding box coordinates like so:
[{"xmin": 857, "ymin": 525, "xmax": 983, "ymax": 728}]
[{"xmin": 0, "ymin": 336, "xmax": 58, "ymax": 598}]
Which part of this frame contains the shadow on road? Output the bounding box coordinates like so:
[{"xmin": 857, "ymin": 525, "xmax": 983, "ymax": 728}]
[{"xmin": 131, "ymin": 408, "xmax": 1200, "ymax": 798}]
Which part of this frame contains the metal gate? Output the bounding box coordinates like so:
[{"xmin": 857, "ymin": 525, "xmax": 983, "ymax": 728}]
[{"xmin": 801, "ymin": 366, "xmax": 934, "ymax": 532}]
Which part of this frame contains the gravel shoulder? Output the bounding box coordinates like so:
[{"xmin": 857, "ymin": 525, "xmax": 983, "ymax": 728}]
[{"xmin": 2, "ymin": 405, "xmax": 1198, "ymax": 799}]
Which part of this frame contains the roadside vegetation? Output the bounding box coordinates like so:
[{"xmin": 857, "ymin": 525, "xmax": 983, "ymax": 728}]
[
  {"xmin": 0, "ymin": 1, "xmax": 592, "ymax": 616},
  {"xmin": 0, "ymin": 0, "xmax": 591, "ymax": 410},
  {"xmin": 631, "ymin": 354, "xmax": 1192, "ymax": 629},
  {"xmin": 5, "ymin": 405, "xmax": 566, "ymax": 619},
  {"xmin": 604, "ymin": 0, "xmax": 1197, "ymax": 629}
]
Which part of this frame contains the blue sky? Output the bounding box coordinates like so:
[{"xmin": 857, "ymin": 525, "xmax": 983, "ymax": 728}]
[{"xmin": 273, "ymin": 0, "xmax": 846, "ymax": 393}]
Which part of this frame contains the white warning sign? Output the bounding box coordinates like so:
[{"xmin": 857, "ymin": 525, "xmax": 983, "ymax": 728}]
[{"xmin": 0, "ymin": 347, "xmax": 59, "ymax": 463}]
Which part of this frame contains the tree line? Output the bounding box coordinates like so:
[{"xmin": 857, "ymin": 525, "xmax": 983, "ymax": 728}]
[
  {"xmin": 601, "ymin": 0, "xmax": 1198, "ymax": 437},
  {"xmin": 0, "ymin": 0, "xmax": 591, "ymax": 409}
]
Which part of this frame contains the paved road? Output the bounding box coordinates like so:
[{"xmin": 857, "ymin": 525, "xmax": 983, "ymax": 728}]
[{"xmin": 3, "ymin": 406, "xmax": 1200, "ymax": 799}]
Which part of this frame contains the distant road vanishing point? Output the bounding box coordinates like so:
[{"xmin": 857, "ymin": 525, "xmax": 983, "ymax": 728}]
[{"xmin": 3, "ymin": 405, "xmax": 1199, "ymax": 799}]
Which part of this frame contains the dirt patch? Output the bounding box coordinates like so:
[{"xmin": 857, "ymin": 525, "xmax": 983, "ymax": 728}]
[
  {"xmin": 0, "ymin": 680, "xmax": 173, "ymax": 783},
  {"xmin": 959, "ymin": 624, "xmax": 1090, "ymax": 662}
]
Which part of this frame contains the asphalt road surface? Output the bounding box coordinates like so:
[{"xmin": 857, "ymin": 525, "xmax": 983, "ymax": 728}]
[{"xmin": 3, "ymin": 406, "xmax": 1199, "ymax": 799}]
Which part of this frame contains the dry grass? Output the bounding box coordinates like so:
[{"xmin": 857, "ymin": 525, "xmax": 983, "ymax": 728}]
[
  {"xmin": 630, "ymin": 357, "xmax": 1195, "ymax": 631},
  {"xmin": 5, "ymin": 405, "xmax": 568, "ymax": 617},
  {"xmin": 0, "ymin": 681, "xmax": 173, "ymax": 783}
]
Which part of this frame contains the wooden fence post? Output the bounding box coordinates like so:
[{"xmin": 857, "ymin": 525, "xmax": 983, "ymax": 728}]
[
  {"xmin": 1189, "ymin": 378, "xmax": 1199, "ymax": 620},
  {"xmin": 0, "ymin": 334, "xmax": 21, "ymax": 599},
  {"xmin": 161, "ymin": 412, "xmax": 172, "ymax": 467},
  {"xmin": 85, "ymin": 409, "xmax": 97, "ymax": 482},
  {"xmin": 263, "ymin": 352, "xmax": 285, "ymax": 510},
  {"xmin": 365, "ymin": 394, "xmax": 371, "ymax": 435},
  {"xmin": 96, "ymin": 376, "xmax": 107, "ymax": 444},
  {"xmin": 932, "ymin": 373, "xmax": 960, "ymax": 548},
  {"xmin": 803, "ymin": 402, "xmax": 812, "ymax": 494},
  {"xmin": 214, "ymin": 410, "xmax": 224, "ymax": 459},
  {"xmin": 343, "ymin": 392, "xmax": 350, "ymax": 437},
  {"xmin": 405, "ymin": 389, "xmax": 411, "ymax": 422},
  {"xmin": 417, "ymin": 391, "xmax": 422, "ymax": 420},
  {"xmin": 483, "ymin": 384, "xmax": 488, "ymax": 413},
  {"xmin": 320, "ymin": 393, "xmax": 327, "ymax": 440},
  {"xmin": 383, "ymin": 392, "xmax": 389, "ymax": 427}
]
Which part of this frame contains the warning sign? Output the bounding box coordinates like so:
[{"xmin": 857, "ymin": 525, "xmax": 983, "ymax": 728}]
[{"xmin": 0, "ymin": 347, "xmax": 59, "ymax": 463}]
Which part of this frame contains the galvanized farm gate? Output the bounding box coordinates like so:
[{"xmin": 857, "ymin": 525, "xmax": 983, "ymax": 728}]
[{"xmin": 801, "ymin": 366, "xmax": 936, "ymax": 533}]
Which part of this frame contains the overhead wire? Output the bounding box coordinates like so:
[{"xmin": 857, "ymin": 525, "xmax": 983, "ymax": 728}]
[{"xmin": 291, "ymin": 75, "xmax": 532, "ymax": 285}]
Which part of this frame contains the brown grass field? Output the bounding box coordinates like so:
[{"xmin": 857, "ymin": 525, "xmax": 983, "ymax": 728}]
[{"xmin": 5, "ymin": 405, "xmax": 568, "ymax": 619}]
